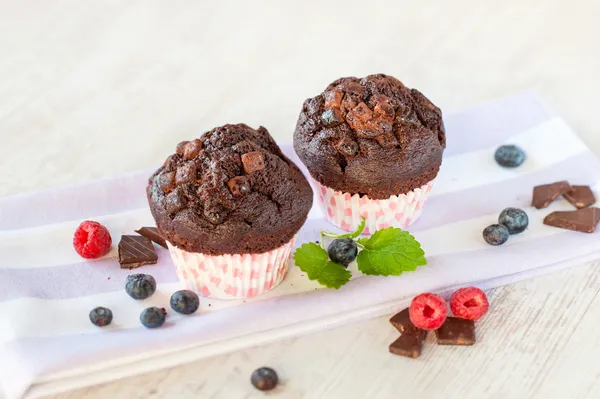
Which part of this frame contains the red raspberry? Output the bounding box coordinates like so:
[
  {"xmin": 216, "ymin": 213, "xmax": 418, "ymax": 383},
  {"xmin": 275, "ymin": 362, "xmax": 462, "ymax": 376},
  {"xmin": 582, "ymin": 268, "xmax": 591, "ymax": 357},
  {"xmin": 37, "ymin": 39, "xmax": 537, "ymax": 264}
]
[
  {"xmin": 450, "ymin": 287, "xmax": 489, "ymax": 321},
  {"xmin": 409, "ymin": 293, "xmax": 448, "ymax": 330},
  {"xmin": 73, "ymin": 221, "xmax": 112, "ymax": 259}
]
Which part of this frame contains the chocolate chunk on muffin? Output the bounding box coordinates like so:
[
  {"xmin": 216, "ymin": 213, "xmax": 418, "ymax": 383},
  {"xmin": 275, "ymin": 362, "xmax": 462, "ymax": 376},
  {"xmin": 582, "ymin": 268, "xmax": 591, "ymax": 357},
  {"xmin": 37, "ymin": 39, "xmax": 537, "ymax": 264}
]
[
  {"xmin": 293, "ymin": 73, "xmax": 445, "ymax": 200},
  {"xmin": 147, "ymin": 124, "xmax": 313, "ymax": 256}
]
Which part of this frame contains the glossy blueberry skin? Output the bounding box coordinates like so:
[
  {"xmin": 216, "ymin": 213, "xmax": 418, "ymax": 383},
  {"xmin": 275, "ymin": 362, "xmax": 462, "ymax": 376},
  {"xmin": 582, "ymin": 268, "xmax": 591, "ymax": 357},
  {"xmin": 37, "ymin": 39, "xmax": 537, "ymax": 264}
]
[
  {"xmin": 327, "ymin": 238, "xmax": 358, "ymax": 267},
  {"xmin": 498, "ymin": 207, "xmax": 529, "ymax": 234},
  {"xmin": 140, "ymin": 307, "xmax": 166, "ymax": 328},
  {"xmin": 251, "ymin": 367, "xmax": 278, "ymax": 391},
  {"xmin": 125, "ymin": 274, "xmax": 157, "ymax": 300},
  {"xmin": 89, "ymin": 307, "xmax": 113, "ymax": 327},
  {"xmin": 170, "ymin": 290, "xmax": 200, "ymax": 315},
  {"xmin": 494, "ymin": 145, "xmax": 526, "ymax": 168},
  {"xmin": 483, "ymin": 224, "xmax": 510, "ymax": 246}
]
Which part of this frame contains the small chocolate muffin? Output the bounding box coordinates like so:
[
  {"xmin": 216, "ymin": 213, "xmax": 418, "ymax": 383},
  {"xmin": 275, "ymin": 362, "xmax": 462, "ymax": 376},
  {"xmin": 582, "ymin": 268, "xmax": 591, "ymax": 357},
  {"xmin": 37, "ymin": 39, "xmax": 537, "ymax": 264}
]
[
  {"xmin": 147, "ymin": 124, "xmax": 313, "ymax": 255},
  {"xmin": 293, "ymin": 74, "xmax": 446, "ymax": 199}
]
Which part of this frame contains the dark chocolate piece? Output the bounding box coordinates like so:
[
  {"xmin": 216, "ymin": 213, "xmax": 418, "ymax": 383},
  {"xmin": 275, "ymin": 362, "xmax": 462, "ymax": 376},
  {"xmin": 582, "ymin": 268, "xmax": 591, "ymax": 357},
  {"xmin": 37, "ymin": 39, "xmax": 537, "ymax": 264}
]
[
  {"xmin": 435, "ymin": 317, "xmax": 476, "ymax": 346},
  {"xmin": 390, "ymin": 308, "xmax": 423, "ymax": 334},
  {"xmin": 564, "ymin": 185, "xmax": 596, "ymax": 209},
  {"xmin": 389, "ymin": 328, "xmax": 428, "ymax": 358},
  {"xmin": 118, "ymin": 235, "xmax": 158, "ymax": 269},
  {"xmin": 543, "ymin": 207, "xmax": 600, "ymax": 233},
  {"xmin": 532, "ymin": 181, "xmax": 572, "ymax": 209},
  {"xmin": 531, "ymin": 181, "xmax": 571, "ymax": 209},
  {"xmin": 135, "ymin": 227, "xmax": 168, "ymax": 248}
]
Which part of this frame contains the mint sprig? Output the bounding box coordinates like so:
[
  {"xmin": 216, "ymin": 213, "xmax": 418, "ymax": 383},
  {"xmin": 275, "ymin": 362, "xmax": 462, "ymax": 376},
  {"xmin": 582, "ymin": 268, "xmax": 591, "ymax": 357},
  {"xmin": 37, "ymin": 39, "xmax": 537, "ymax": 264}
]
[
  {"xmin": 356, "ymin": 227, "xmax": 426, "ymax": 276},
  {"xmin": 321, "ymin": 217, "xmax": 366, "ymax": 241},
  {"xmin": 293, "ymin": 217, "xmax": 427, "ymax": 289},
  {"xmin": 293, "ymin": 243, "xmax": 351, "ymax": 289}
]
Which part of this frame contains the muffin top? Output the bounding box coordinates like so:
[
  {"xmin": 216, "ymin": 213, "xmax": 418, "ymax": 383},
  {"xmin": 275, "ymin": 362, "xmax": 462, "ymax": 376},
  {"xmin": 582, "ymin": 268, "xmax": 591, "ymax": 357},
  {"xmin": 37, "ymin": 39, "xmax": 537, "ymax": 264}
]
[
  {"xmin": 293, "ymin": 74, "xmax": 446, "ymax": 199},
  {"xmin": 147, "ymin": 124, "xmax": 313, "ymax": 255}
]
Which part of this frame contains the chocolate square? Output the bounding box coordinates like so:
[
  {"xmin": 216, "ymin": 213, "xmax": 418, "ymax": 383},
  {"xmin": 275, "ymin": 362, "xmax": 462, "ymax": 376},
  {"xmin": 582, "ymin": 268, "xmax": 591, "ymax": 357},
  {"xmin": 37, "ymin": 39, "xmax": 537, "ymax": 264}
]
[
  {"xmin": 389, "ymin": 328, "xmax": 428, "ymax": 358},
  {"xmin": 227, "ymin": 176, "xmax": 250, "ymax": 196},
  {"xmin": 531, "ymin": 181, "xmax": 571, "ymax": 209},
  {"xmin": 544, "ymin": 207, "xmax": 600, "ymax": 233},
  {"xmin": 389, "ymin": 308, "xmax": 413, "ymax": 333},
  {"xmin": 135, "ymin": 226, "xmax": 168, "ymax": 248},
  {"xmin": 175, "ymin": 163, "xmax": 197, "ymax": 185},
  {"xmin": 390, "ymin": 308, "xmax": 427, "ymax": 339},
  {"xmin": 165, "ymin": 189, "xmax": 185, "ymax": 214},
  {"xmin": 241, "ymin": 151, "xmax": 265, "ymax": 174},
  {"xmin": 435, "ymin": 317, "xmax": 476, "ymax": 346},
  {"xmin": 564, "ymin": 185, "xmax": 596, "ymax": 209},
  {"xmin": 118, "ymin": 235, "xmax": 158, "ymax": 269},
  {"xmin": 158, "ymin": 171, "xmax": 175, "ymax": 193},
  {"xmin": 321, "ymin": 108, "xmax": 344, "ymax": 127}
]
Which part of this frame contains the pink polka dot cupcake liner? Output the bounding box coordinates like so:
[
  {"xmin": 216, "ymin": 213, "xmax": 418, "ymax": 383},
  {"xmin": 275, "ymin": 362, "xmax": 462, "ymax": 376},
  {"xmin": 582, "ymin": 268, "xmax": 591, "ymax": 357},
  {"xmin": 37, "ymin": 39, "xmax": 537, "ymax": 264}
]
[
  {"xmin": 312, "ymin": 178, "xmax": 435, "ymax": 235},
  {"xmin": 167, "ymin": 236, "xmax": 297, "ymax": 299}
]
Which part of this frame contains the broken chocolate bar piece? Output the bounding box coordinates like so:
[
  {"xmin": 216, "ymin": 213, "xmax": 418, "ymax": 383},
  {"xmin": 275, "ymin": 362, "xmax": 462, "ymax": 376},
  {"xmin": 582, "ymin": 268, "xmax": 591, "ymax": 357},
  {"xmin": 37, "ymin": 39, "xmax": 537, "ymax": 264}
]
[
  {"xmin": 543, "ymin": 207, "xmax": 600, "ymax": 233},
  {"xmin": 564, "ymin": 185, "xmax": 596, "ymax": 209},
  {"xmin": 532, "ymin": 181, "xmax": 572, "ymax": 209},
  {"xmin": 135, "ymin": 226, "xmax": 168, "ymax": 248},
  {"xmin": 435, "ymin": 317, "xmax": 476, "ymax": 346},
  {"xmin": 118, "ymin": 235, "xmax": 158, "ymax": 269},
  {"xmin": 389, "ymin": 328, "xmax": 428, "ymax": 358},
  {"xmin": 390, "ymin": 308, "xmax": 421, "ymax": 333}
]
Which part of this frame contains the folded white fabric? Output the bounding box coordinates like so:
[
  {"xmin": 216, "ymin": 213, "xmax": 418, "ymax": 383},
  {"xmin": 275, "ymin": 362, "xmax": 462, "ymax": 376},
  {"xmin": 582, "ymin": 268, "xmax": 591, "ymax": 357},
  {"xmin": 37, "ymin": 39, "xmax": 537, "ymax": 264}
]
[{"xmin": 1, "ymin": 92, "xmax": 598, "ymax": 399}]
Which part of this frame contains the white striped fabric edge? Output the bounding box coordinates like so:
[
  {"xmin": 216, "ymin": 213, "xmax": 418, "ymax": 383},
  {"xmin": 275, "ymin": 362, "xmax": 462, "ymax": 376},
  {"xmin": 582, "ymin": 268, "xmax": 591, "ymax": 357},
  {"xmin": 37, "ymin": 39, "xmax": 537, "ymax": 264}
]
[
  {"xmin": 1, "ymin": 183, "xmax": 598, "ymax": 344},
  {"xmin": 431, "ymin": 117, "xmax": 586, "ymax": 196}
]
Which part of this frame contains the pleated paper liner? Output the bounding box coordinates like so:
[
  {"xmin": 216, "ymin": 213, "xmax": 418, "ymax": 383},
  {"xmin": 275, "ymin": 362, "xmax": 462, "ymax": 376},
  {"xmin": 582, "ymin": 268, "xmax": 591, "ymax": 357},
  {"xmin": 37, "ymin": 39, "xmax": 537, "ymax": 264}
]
[
  {"xmin": 312, "ymin": 178, "xmax": 435, "ymax": 235},
  {"xmin": 167, "ymin": 236, "xmax": 297, "ymax": 299}
]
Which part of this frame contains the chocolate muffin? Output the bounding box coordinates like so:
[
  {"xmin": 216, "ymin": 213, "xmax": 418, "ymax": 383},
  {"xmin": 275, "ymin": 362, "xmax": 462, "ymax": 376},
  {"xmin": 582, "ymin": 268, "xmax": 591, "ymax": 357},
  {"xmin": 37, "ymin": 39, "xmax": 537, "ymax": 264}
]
[
  {"xmin": 293, "ymin": 74, "xmax": 445, "ymax": 200},
  {"xmin": 147, "ymin": 124, "xmax": 313, "ymax": 256}
]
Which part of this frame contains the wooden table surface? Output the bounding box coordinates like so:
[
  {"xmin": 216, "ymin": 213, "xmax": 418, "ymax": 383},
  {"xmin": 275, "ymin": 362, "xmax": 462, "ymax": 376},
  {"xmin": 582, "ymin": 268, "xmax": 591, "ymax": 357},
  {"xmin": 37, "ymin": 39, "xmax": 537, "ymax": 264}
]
[{"xmin": 2, "ymin": 1, "xmax": 600, "ymax": 398}]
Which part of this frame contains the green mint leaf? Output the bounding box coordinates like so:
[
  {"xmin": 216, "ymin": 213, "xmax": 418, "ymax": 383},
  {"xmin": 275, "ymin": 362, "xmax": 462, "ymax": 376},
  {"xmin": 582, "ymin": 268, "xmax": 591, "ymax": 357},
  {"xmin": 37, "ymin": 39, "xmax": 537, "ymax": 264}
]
[
  {"xmin": 356, "ymin": 227, "xmax": 426, "ymax": 276},
  {"xmin": 293, "ymin": 243, "xmax": 351, "ymax": 289},
  {"xmin": 322, "ymin": 217, "xmax": 366, "ymax": 239}
]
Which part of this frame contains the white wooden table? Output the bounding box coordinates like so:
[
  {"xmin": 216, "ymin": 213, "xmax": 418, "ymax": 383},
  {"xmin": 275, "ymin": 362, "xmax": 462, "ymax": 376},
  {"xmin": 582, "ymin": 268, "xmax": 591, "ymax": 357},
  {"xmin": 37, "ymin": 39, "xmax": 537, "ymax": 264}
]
[{"xmin": 2, "ymin": 1, "xmax": 600, "ymax": 398}]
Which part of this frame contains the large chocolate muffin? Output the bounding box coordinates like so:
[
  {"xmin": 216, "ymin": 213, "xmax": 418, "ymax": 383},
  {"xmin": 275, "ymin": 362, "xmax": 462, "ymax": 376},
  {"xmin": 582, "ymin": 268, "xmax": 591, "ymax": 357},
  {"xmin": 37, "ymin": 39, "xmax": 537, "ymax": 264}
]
[
  {"xmin": 293, "ymin": 74, "xmax": 446, "ymax": 199},
  {"xmin": 147, "ymin": 124, "xmax": 313, "ymax": 256}
]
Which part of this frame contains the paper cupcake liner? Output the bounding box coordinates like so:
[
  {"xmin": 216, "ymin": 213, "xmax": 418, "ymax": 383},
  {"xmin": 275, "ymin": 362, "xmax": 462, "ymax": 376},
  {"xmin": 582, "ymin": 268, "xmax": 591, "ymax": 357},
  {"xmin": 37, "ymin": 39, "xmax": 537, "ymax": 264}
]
[
  {"xmin": 167, "ymin": 236, "xmax": 296, "ymax": 300},
  {"xmin": 312, "ymin": 178, "xmax": 434, "ymax": 235}
]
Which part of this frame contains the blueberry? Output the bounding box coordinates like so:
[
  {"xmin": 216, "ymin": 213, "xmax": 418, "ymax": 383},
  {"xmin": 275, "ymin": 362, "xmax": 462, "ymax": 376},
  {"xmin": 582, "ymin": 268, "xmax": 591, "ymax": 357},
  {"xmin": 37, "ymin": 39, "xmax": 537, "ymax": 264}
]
[
  {"xmin": 125, "ymin": 274, "xmax": 156, "ymax": 300},
  {"xmin": 327, "ymin": 238, "xmax": 358, "ymax": 266},
  {"xmin": 498, "ymin": 207, "xmax": 529, "ymax": 234},
  {"xmin": 494, "ymin": 145, "xmax": 526, "ymax": 168},
  {"xmin": 89, "ymin": 306, "xmax": 113, "ymax": 327},
  {"xmin": 170, "ymin": 290, "xmax": 200, "ymax": 315},
  {"xmin": 140, "ymin": 307, "xmax": 166, "ymax": 328},
  {"xmin": 483, "ymin": 224, "xmax": 510, "ymax": 246},
  {"xmin": 251, "ymin": 367, "xmax": 278, "ymax": 391}
]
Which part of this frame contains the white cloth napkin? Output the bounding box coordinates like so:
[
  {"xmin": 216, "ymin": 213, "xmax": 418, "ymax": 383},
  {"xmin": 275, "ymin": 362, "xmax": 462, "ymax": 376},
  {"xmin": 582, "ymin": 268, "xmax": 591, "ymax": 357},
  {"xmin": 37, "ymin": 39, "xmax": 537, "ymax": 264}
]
[{"xmin": 1, "ymin": 92, "xmax": 599, "ymax": 399}]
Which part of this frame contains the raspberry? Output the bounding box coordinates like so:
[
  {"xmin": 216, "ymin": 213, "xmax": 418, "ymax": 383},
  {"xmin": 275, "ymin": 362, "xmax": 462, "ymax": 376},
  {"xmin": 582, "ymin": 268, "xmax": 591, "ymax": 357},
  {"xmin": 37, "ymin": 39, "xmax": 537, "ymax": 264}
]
[
  {"xmin": 73, "ymin": 221, "xmax": 112, "ymax": 259},
  {"xmin": 450, "ymin": 287, "xmax": 489, "ymax": 321},
  {"xmin": 409, "ymin": 293, "xmax": 448, "ymax": 330}
]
